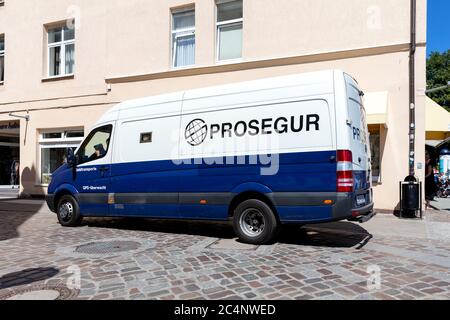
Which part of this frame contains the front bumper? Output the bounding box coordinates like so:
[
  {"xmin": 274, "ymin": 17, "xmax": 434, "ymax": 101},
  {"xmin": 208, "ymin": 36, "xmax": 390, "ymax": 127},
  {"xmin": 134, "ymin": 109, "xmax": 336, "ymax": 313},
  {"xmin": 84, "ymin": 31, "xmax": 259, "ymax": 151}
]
[{"xmin": 46, "ymin": 194, "xmax": 55, "ymax": 212}]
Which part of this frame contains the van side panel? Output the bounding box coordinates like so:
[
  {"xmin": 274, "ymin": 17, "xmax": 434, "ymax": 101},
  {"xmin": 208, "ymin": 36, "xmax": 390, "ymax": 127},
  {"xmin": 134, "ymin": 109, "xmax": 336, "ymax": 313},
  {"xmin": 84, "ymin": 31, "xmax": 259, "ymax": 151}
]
[
  {"xmin": 108, "ymin": 94, "xmax": 338, "ymax": 221},
  {"xmin": 106, "ymin": 150, "xmax": 337, "ymax": 221},
  {"xmin": 179, "ymin": 99, "xmax": 335, "ymax": 160},
  {"xmin": 110, "ymin": 101, "xmax": 183, "ymax": 218},
  {"xmin": 176, "ymin": 150, "xmax": 337, "ymax": 220},
  {"xmin": 176, "ymin": 93, "xmax": 337, "ymax": 221},
  {"xmin": 109, "ymin": 74, "xmax": 340, "ymax": 222}
]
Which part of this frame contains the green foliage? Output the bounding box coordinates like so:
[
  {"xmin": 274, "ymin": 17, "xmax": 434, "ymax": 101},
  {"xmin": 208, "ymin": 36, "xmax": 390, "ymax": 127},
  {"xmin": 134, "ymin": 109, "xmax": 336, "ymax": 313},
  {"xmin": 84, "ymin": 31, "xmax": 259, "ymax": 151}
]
[{"xmin": 427, "ymin": 50, "xmax": 450, "ymax": 111}]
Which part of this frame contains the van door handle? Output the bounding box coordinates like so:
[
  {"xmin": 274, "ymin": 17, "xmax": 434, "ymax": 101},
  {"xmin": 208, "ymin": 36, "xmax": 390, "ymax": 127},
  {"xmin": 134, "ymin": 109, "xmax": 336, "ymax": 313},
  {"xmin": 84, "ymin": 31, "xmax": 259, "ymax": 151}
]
[
  {"xmin": 358, "ymin": 157, "xmax": 362, "ymax": 163},
  {"xmin": 99, "ymin": 166, "xmax": 109, "ymax": 172}
]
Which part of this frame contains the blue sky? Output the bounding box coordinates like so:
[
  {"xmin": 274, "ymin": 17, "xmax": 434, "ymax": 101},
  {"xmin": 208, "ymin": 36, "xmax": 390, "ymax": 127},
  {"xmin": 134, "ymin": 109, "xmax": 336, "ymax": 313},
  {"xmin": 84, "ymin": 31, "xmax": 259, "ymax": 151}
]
[{"xmin": 427, "ymin": 0, "xmax": 450, "ymax": 56}]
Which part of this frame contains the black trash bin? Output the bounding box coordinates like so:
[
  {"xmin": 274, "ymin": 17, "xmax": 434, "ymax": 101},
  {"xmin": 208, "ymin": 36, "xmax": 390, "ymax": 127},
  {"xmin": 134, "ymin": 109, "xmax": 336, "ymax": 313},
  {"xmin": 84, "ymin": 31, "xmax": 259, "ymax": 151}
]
[{"xmin": 399, "ymin": 176, "xmax": 422, "ymax": 219}]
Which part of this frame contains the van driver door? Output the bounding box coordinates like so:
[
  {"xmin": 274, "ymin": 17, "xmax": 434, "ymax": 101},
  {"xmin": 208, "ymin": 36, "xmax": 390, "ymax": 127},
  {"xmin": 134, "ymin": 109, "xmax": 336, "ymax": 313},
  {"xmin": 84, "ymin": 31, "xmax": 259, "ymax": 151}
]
[{"xmin": 73, "ymin": 123, "xmax": 114, "ymax": 216}]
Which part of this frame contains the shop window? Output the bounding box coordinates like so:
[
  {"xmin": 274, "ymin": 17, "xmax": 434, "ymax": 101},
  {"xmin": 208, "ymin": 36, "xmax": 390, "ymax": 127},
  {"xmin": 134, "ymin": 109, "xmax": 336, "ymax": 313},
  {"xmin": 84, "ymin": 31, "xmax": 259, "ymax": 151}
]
[{"xmin": 39, "ymin": 129, "xmax": 84, "ymax": 184}]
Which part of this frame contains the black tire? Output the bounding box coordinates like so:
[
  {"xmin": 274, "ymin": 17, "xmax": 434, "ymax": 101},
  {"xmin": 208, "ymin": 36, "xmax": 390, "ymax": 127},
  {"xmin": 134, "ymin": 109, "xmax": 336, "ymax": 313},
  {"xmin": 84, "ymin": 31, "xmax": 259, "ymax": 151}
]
[
  {"xmin": 232, "ymin": 199, "xmax": 279, "ymax": 245},
  {"xmin": 56, "ymin": 195, "xmax": 82, "ymax": 227}
]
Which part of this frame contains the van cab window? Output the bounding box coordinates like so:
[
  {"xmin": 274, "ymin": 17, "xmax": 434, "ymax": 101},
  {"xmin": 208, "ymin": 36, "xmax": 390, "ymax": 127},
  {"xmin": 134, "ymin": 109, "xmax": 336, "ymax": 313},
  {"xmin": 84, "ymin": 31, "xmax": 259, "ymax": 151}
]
[{"xmin": 76, "ymin": 125, "xmax": 112, "ymax": 164}]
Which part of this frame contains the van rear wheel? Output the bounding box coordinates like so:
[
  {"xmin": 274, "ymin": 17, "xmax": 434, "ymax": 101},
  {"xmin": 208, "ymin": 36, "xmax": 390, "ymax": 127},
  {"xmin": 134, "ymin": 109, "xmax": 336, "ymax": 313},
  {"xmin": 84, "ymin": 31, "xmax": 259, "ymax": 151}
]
[
  {"xmin": 57, "ymin": 195, "xmax": 82, "ymax": 227},
  {"xmin": 233, "ymin": 199, "xmax": 279, "ymax": 245}
]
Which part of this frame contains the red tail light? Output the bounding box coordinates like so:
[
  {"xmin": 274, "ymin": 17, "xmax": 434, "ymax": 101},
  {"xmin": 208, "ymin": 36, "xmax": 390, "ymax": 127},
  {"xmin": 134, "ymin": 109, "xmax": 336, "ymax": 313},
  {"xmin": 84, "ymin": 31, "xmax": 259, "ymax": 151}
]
[
  {"xmin": 337, "ymin": 150, "xmax": 353, "ymax": 162},
  {"xmin": 337, "ymin": 150, "xmax": 353, "ymax": 192}
]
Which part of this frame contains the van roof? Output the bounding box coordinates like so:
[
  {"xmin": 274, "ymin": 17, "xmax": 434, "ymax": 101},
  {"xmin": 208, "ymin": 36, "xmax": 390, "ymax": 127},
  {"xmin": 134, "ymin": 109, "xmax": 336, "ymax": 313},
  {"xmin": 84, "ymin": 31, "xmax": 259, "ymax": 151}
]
[{"xmin": 96, "ymin": 69, "xmax": 343, "ymax": 125}]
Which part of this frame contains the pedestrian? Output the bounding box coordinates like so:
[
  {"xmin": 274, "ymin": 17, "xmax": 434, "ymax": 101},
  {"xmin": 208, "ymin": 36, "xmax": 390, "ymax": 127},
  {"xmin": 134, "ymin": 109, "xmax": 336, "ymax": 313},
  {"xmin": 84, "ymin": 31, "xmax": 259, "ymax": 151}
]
[
  {"xmin": 425, "ymin": 152, "xmax": 437, "ymax": 209},
  {"xmin": 10, "ymin": 160, "xmax": 19, "ymax": 188}
]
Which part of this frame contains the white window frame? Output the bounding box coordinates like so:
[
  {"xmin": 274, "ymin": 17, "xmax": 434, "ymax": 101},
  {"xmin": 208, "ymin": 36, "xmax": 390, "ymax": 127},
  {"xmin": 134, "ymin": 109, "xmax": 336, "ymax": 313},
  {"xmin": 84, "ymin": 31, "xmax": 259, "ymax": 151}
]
[
  {"xmin": 47, "ymin": 26, "xmax": 75, "ymax": 78},
  {"xmin": 0, "ymin": 35, "xmax": 4, "ymax": 84},
  {"xmin": 216, "ymin": 0, "xmax": 243, "ymax": 63},
  {"xmin": 171, "ymin": 9, "xmax": 196, "ymax": 69},
  {"xmin": 38, "ymin": 129, "xmax": 84, "ymax": 185}
]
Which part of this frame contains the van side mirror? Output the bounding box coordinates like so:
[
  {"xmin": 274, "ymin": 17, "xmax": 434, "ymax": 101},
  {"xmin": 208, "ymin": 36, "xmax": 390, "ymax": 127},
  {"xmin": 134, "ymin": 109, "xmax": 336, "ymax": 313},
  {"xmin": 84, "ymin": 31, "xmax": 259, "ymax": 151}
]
[{"xmin": 66, "ymin": 148, "xmax": 77, "ymax": 167}]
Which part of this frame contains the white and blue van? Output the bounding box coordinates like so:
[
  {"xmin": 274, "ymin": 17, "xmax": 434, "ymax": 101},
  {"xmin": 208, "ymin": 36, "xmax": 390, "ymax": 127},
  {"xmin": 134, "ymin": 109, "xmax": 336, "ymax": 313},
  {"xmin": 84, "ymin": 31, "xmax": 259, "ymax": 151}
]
[{"xmin": 46, "ymin": 70, "xmax": 374, "ymax": 244}]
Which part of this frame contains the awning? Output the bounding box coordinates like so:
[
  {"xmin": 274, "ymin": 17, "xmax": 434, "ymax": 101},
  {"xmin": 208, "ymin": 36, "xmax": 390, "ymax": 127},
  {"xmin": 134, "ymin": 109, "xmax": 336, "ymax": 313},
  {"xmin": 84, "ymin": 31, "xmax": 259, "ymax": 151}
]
[
  {"xmin": 426, "ymin": 140, "xmax": 444, "ymax": 148},
  {"xmin": 426, "ymin": 97, "xmax": 450, "ymax": 132},
  {"xmin": 364, "ymin": 91, "xmax": 389, "ymax": 127},
  {"xmin": 426, "ymin": 136, "xmax": 450, "ymax": 149}
]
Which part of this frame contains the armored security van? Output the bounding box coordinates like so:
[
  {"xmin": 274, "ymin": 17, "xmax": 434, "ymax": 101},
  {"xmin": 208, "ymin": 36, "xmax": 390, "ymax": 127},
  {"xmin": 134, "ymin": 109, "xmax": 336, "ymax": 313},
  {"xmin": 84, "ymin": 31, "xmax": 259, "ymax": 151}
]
[{"xmin": 46, "ymin": 70, "xmax": 374, "ymax": 244}]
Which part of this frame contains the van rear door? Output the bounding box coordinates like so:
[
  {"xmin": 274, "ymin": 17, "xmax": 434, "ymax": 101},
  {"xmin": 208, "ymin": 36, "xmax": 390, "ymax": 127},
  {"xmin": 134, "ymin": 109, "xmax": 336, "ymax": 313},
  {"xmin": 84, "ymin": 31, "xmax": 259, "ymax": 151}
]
[{"xmin": 344, "ymin": 74, "xmax": 371, "ymax": 206}]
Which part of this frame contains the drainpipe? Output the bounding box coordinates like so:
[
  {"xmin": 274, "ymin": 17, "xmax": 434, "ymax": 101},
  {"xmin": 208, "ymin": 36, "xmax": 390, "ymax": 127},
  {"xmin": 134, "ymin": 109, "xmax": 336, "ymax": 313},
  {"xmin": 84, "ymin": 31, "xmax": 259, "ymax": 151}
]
[{"xmin": 408, "ymin": 0, "xmax": 416, "ymax": 177}]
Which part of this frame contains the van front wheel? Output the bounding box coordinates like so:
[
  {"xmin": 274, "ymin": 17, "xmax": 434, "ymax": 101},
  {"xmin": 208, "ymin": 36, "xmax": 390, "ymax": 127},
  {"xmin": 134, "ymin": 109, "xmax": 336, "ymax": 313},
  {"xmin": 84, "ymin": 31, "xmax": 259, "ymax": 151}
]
[
  {"xmin": 233, "ymin": 199, "xmax": 279, "ymax": 245},
  {"xmin": 57, "ymin": 195, "xmax": 82, "ymax": 227}
]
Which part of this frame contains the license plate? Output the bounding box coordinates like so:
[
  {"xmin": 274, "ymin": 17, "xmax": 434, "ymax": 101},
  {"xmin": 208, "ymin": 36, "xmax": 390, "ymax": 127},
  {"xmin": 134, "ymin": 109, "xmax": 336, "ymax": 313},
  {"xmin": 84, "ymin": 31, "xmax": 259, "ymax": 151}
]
[{"xmin": 357, "ymin": 195, "xmax": 366, "ymax": 206}]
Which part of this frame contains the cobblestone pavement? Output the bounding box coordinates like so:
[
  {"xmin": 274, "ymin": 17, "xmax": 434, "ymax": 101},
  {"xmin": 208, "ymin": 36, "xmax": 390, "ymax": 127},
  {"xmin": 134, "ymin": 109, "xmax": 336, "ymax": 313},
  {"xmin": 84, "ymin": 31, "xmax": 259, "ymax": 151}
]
[{"xmin": 0, "ymin": 199, "xmax": 449, "ymax": 300}]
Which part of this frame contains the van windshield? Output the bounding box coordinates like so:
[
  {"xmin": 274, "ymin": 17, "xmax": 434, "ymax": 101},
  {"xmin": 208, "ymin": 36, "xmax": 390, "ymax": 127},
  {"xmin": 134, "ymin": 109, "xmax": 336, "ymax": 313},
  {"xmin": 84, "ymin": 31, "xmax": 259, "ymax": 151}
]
[{"xmin": 76, "ymin": 125, "xmax": 112, "ymax": 164}]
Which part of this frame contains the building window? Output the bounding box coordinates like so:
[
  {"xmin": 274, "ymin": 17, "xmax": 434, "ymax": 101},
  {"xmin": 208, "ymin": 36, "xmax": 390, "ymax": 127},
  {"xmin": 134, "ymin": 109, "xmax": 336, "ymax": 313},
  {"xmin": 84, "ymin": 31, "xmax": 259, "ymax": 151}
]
[
  {"xmin": 39, "ymin": 129, "xmax": 84, "ymax": 184},
  {"xmin": 216, "ymin": 0, "xmax": 243, "ymax": 61},
  {"xmin": 172, "ymin": 9, "xmax": 195, "ymax": 68},
  {"xmin": 47, "ymin": 23, "xmax": 75, "ymax": 77},
  {"xmin": 0, "ymin": 35, "xmax": 4, "ymax": 83}
]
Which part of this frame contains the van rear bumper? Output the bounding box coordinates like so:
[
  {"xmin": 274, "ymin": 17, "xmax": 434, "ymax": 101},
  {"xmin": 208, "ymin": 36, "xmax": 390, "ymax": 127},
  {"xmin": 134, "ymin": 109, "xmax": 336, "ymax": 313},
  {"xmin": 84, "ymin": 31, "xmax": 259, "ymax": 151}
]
[
  {"xmin": 348, "ymin": 207, "xmax": 376, "ymax": 223},
  {"xmin": 270, "ymin": 191, "xmax": 373, "ymax": 223},
  {"xmin": 331, "ymin": 192, "xmax": 374, "ymax": 222}
]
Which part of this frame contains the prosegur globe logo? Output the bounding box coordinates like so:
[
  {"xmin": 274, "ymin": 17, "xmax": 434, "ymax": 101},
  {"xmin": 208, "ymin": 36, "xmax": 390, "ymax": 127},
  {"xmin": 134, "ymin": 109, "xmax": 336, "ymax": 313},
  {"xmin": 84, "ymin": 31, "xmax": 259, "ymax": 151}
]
[
  {"xmin": 185, "ymin": 119, "xmax": 208, "ymax": 146},
  {"xmin": 185, "ymin": 114, "xmax": 321, "ymax": 146}
]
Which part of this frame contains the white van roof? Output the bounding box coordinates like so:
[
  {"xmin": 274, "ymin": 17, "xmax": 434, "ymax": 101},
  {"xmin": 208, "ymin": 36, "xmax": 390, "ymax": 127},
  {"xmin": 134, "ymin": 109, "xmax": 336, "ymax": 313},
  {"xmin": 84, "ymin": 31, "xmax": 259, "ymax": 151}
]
[{"xmin": 96, "ymin": 69, "xmax": 343, "ymax": 125}]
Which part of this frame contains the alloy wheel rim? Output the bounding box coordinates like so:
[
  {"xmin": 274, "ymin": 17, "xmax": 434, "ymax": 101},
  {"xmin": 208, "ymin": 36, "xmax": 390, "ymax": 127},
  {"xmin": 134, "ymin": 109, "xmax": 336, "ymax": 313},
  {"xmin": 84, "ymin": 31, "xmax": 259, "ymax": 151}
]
[
  {"xmin": 239, "ymin": 208, "xmax": 265, "ymax": 237},
  {"xmin": 59, "ymin": 202, "xmax": 74, "ymax": 222}
]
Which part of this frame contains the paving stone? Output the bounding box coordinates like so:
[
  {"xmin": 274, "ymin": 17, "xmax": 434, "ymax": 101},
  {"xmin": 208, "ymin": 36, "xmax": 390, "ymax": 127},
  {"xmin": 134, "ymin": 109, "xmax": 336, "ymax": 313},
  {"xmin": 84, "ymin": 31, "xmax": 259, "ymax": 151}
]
[
  {"xmin": 185, "ymin": 284, "xmax": 200, "ymax": 292},
  {"xmin": 432, "ymin": 281, "xmax": 449, "ymax": 287},
  {"xmin": 312, "ymin": 283, "xmax": 329, "ymax": 290},
  {"xmin": 208, "ymin": 290, "xmax": 235, "ymax": 299},
  {"xmin": 421, "ymin": 287, "xmax": 445, "ymax": 294},
  {"xmin": 409, "ymin": 282, "xmax": 432, "ymax": 290},
  {"xmin": 294, "ymin": 294, "xmax": 313, "ymax": 300},
  {"xmin": 314, "ymin": 290, "xmax": 335, "ymax": 297}
]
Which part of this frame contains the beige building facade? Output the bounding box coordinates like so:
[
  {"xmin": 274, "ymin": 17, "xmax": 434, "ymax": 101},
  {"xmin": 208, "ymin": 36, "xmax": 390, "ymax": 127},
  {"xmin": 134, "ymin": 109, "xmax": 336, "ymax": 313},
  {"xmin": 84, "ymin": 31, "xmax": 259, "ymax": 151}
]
[{"xmin": 0, "ymin": 0, "xmax": 427, "ymax": 210}]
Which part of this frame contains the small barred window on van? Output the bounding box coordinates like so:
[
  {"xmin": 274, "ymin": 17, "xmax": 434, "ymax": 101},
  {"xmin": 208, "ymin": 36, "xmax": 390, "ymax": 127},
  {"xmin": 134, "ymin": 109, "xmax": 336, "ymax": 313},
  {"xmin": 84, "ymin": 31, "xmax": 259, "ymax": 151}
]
[{"xmin": 140, "ymin": 132, "xmax": 152, "ymax": 143}]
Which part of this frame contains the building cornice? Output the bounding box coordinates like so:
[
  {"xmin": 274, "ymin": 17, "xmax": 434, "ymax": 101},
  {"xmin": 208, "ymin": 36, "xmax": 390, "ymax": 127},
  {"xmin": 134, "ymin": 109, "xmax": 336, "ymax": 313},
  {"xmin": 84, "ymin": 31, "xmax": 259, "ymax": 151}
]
[
  {"xmin": 0, "ymin": 92, "xmax": 108, "ymax": 107},
  {"xmin": 105, "ymin": 42, "xmax": 426, "ymax": 84},
  {"xmin": 0, "ymin": 101, "xmax": 119, "ymax": 115}
]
